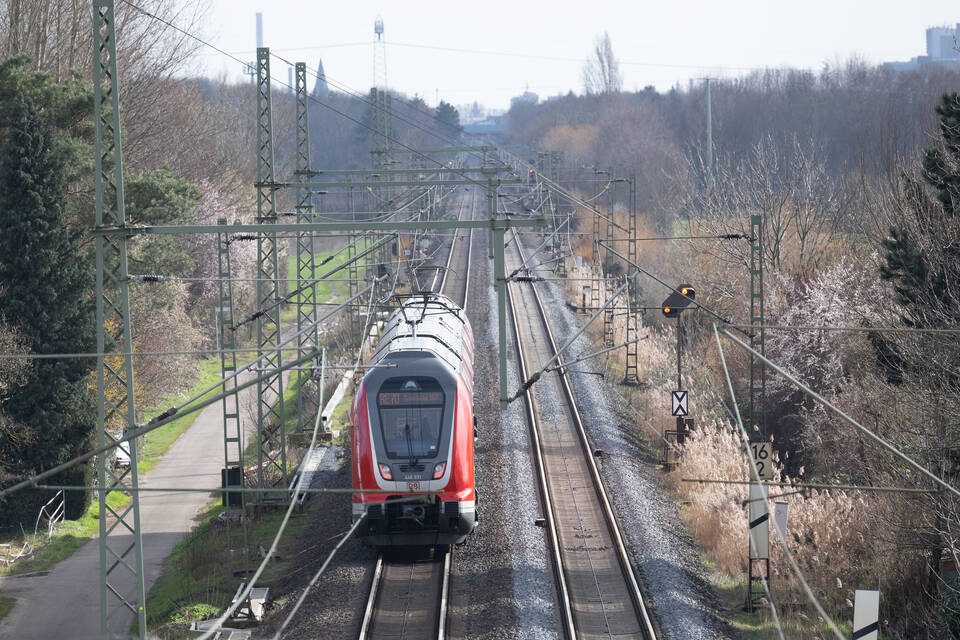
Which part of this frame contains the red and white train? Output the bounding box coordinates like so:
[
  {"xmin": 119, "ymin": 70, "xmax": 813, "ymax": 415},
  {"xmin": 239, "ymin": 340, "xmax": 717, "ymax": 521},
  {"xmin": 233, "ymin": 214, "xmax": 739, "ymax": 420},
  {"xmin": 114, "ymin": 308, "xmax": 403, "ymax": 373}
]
[{"xmin": 351, "ymin": 293, "xmax": 476, "ymax": 546}]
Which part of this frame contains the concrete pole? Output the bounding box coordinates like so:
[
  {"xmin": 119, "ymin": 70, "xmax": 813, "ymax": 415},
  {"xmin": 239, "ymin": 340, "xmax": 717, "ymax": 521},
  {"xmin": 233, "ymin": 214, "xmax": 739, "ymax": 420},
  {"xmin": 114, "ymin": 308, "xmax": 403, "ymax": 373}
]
[{"xmin": 494, "ymin": 227, "xmax": 508, "ymax": 407}]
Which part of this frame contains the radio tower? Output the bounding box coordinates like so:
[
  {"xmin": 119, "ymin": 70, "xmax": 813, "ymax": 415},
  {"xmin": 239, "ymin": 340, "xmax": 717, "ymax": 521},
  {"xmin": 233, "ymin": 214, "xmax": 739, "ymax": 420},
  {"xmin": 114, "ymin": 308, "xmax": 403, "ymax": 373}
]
[{"xmin": 373, "ymin": 16, "xmax": 387, "ymax": 89}]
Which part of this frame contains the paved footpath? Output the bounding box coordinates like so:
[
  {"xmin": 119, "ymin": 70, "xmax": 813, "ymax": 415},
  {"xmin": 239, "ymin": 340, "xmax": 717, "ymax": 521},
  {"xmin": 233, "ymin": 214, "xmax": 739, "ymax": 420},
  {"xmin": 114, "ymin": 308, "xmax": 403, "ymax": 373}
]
[{"xmin": 0, "ymin": 373, "xmax": 257, "ymax": 640}]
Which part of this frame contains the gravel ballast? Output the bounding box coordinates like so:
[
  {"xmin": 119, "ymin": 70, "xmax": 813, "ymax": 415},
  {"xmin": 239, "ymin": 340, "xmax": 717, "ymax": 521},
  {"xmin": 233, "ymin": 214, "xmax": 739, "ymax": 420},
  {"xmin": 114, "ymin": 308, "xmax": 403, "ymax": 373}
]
[
  {"xmin": 255, "ymin": 200, "xmax": 734, "ymax": 639},
  {"xmin": 528, "ymin": 257, "xmax": 737, "ymax": 640},
  {"xmin": 446, "ymin": 229, "xmax": 558, "ymax": 639}
]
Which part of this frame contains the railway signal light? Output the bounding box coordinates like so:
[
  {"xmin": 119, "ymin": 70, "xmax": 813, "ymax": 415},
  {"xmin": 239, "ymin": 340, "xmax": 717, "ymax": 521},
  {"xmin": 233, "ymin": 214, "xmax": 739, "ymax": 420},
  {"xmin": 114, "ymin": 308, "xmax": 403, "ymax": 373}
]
[{"xmin": 662, "ymin": 284, "xmax": 696, "ymax": 317}]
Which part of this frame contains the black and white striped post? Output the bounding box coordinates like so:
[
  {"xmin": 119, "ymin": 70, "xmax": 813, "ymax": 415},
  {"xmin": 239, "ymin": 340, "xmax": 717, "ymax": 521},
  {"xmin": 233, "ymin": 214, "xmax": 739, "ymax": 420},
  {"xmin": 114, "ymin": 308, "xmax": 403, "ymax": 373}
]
[
  {"xmin": 853, "ymin": 589, "xmax": 879, "ymax": 640},
  {"xmin": 746, "ymin": 482, "xmax": 770, "ymax": 611}
]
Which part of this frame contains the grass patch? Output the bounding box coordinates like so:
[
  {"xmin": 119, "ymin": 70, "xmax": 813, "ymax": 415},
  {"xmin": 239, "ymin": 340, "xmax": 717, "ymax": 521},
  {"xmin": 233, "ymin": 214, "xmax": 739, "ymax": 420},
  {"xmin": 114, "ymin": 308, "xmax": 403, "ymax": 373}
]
[
  {"xmin": 286, "ymin": 249, "xmax": 351, "ymax": 304},
  {"xmin": 0, "ymin": 595, "xmax": 15, "ymax": 622},
  {"xmin": 0, "ymin": 357, "xmax": 222, "ymax": 576},
  {"xmin": 143, "ymin": 501, "xmax": 314, "ymax": 637},
  {"xmin": 0, "ymin": 490, "xmax": 128, "ymax": 577},
  {"xmin": 140, "ymin": 357, "xmax": 224, "ymax": 474},
  {"xmin": 708, "ymin": 565, "xmax": 855, "ymax": 639}
]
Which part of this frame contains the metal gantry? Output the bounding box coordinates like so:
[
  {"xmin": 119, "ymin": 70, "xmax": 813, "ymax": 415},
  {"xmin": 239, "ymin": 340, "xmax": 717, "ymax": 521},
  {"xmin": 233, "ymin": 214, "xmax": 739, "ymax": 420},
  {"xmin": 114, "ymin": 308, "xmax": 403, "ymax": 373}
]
[
  {"xmin": 216, "ymin": 220, "xmax": 247, "ymax": 554},
  {"xmin": 623, "ymin": 176, "xmax": 639, "ymax": 384},
  {"xmin": 85, "ymin": 18, "xmax": 546, "ymax": 628},
  {"xmin": 295, "ymin": 61, "xmax": 317, "ymax": 434},
  {"xmin": 92, "ymin": 1, "xmax": 146, "ymax": 636},
  {"xmin": 255, "ymin": 47, "xmax": 287, "ymax": 495}
]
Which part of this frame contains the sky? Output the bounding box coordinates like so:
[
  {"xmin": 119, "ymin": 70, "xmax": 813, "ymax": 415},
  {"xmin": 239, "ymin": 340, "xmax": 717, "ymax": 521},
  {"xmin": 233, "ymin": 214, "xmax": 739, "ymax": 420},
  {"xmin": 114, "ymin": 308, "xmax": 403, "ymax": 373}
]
[{"xmin": 190, "ymin": 0, "xmax": 959, "ymax": 111}]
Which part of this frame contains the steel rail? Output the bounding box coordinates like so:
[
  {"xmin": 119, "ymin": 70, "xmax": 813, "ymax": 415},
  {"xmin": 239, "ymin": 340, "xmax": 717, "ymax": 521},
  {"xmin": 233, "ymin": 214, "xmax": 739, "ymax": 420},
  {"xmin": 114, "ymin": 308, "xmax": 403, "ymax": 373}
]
[
  {"xmin": 356, "ymin": 187, "xmax": 474, "ymax": 640},
  {"xmin": 430, "ymin": 190, "xmax": 466, "ymax": 294},
  {"xmin": 440, "ymin": 187, "xmax": 477, "ymax": 307},
  {"xmin": 357, "ymin": 554, "xmax": 384, "ymax": 640},
  {"xmin": 506, "ymin": 229, "xmax": 658, "ymax": 639},
  {"xmin": 358, "ymin": 548, "xmax": 451, "ymax": 640},
  {"xmin": 505, "ymin": 261, "xmax": 577, "ymax": 639}
]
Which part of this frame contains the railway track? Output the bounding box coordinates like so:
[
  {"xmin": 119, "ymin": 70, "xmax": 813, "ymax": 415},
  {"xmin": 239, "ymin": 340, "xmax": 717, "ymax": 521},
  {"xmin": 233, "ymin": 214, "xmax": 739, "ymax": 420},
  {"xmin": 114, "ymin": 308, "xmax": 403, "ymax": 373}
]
[
  {"xmin": 357, "ymin": 187, "xmax": 476, "ymax": 640},
  {"xmin": 358, "ymin": 547, "xmax": 452, "ymax": 640},
  {"xmin": 435, "ymin": 187, "xmax": 476, "ymax": 306},
  {"xmin": 505, "ymin": 229, "xmax": 658, "ymax": 640}
]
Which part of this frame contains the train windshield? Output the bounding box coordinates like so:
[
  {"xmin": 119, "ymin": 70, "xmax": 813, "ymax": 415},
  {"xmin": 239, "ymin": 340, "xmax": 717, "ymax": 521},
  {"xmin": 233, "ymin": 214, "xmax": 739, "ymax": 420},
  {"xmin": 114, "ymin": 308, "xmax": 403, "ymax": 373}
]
[{"xmin": 377, "ymin": 377, "xmax": 445, "ymax": 460}]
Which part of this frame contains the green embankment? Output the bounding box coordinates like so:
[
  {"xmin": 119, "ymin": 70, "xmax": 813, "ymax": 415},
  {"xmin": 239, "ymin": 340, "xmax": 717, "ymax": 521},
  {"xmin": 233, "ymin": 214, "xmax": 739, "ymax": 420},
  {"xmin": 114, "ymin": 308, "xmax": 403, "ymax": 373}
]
[
  {"xmin": 0, "ymin": 358, "xmax": 222, "ymax": 577},
  {"xmin": 144, "ymin": 362, "xmax": 340, "ymax": 634},
  {"xmin": 0, "ymin": 595, "xmax": 15, "ymax": 623}
]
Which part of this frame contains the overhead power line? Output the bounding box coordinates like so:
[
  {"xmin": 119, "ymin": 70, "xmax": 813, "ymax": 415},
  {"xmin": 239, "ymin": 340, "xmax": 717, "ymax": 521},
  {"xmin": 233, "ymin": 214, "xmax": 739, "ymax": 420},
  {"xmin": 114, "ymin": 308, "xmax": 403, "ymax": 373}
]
[
  {"xmin": 712, "ymin": 324, "xmax": 845, "ymax": 639},
  {"xmin": 717, "ymin": 325, "xmax": 960, "ymax": 501},
  {"xmin": 116, "ymin": 0, "xmax": 516, "ymax": 193}
]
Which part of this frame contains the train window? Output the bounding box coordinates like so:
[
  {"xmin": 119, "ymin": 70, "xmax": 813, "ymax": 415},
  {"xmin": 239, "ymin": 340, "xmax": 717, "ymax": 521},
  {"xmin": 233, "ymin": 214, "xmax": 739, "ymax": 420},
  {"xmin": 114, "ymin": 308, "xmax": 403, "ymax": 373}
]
[{"xmin": 377, "ymin": 377, "xmax": 445, "ymax": 460}]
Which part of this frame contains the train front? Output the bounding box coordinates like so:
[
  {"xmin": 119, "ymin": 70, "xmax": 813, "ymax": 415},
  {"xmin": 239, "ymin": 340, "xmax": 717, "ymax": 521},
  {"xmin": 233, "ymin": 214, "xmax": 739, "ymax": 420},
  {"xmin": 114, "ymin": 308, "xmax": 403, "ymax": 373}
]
[{"xmin": 351, "ymin": 297, "xmax": 475, "ymax": 546}]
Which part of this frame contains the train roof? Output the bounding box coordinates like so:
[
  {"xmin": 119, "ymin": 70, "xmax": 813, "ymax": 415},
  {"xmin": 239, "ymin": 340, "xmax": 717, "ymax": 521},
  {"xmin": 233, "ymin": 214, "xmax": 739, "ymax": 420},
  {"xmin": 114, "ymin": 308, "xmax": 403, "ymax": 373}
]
[{"xmin": 370, "ymin": 293, "xmax": 471, "ymax": 374}]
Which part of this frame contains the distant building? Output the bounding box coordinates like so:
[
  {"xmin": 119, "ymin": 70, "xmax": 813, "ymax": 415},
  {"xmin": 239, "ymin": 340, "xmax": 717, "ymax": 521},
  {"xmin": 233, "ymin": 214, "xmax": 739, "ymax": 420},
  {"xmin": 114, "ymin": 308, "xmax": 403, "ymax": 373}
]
[
  {"xmin": 312, "ymin": 57, "xmax": 329, "ymax": 98},
  {"xmin": 885, "ymin": 24, "xmax": 960, "ymax": 71},
  {"xmin": 510, "ymin": 91, "xmax": 539, "ymax": 108},
  {"xmin": 463, "ymin": 115, "xmax": 503, "ymax": 135}
]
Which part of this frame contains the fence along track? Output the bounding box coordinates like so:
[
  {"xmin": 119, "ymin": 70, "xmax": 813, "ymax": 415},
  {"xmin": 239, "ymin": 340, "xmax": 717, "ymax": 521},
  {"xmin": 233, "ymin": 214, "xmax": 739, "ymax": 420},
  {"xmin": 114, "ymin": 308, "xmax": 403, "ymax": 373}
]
[{"xmin": 505, "ymin": 229, "xmax": 658, "ymax": 639}]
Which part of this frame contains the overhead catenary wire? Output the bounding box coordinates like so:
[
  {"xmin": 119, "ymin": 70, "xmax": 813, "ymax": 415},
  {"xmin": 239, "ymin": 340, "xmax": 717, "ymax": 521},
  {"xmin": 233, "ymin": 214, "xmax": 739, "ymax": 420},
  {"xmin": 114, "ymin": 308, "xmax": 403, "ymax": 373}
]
[
  {"xmin": 680, "ymin": 478, "xmax": 939, "ymax": 495},
  {"xmin": 730, "ymin": 324, "xmax": 960, "ymax": 334},
  {"xmin": 717, "ymin": 326, "xmax": 960, "ymax": 500},
  {"xmin": 0, "ymin": 345, "xmax": 320, "ymax": 503},
  {"xmin": 115, "ymin": 0, "xmax": 515, "ymax": 193},
  {"xmin": 600, "ymin": 240, "xmax": 742, "ymax": 331},
  {"xmin": 198, "ymin": 346, "xmax": 333, "ymax": 640},
  {"xmin": 270, "ymin": 514, "xmax": 367, "ymax": 640},
  {"xmin": 0, "ymin": 281, "xmax": 379, "ymax": 503},
  {"xmin": 507, "ymin": 235, "xmax": 638, "ymax": 403},
  {"xmin": 712, "ymin": 324, "xmax": 845, "ymax": 639},
  {"xmin": 205, "ymin": 283, "xmax": 386, "ymax": 638}
]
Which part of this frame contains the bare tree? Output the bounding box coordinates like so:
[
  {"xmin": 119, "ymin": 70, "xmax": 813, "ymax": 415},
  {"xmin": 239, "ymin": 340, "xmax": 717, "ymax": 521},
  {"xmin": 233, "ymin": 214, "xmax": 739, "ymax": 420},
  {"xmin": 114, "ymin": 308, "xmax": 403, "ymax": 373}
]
[{"xmin": 582, "ymin": 31, "xmax": 622, "ymax": 95}]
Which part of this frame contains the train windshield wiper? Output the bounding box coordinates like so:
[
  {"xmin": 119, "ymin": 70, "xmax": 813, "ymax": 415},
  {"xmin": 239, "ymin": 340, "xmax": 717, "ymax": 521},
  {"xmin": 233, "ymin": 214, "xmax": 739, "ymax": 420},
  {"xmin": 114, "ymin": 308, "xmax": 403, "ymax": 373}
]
[{"xmin": 404, "ymin": 423, "xmax": 418, "ymax": 466}]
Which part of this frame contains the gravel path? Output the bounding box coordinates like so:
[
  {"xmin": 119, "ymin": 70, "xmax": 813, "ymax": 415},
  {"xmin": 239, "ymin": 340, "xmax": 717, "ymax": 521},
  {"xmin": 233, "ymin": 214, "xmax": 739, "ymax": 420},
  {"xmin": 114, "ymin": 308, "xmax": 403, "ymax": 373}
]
[{"xmin": 528, "ymin": 260, "xmax": 737, "ymax": 640}]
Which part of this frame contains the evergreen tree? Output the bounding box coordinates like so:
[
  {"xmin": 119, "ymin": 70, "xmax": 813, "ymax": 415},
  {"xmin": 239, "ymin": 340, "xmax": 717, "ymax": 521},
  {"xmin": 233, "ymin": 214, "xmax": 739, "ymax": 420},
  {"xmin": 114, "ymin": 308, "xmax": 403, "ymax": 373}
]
[
  {"xmin": 435, "ymin": 101, "xmax": 461, "ymax": 133},
  {"xmin": 880, "ymin": 93, "xmax": 960, "ymax": 328},
  {"xmin": 0, "ymin": 93, "xmax": 95, "ymax": 523}
]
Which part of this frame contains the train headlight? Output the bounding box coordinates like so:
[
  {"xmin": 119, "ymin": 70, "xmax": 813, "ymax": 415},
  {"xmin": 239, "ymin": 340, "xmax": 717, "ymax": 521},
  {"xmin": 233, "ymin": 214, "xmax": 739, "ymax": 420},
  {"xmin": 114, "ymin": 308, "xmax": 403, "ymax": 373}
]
[
  {"xmin": 433, "ymin": 462, "xmax": 446, "ymax": 479},
  {"xmin": 378, "ymin": 463, "xmax": 392, "ymax": 480}
]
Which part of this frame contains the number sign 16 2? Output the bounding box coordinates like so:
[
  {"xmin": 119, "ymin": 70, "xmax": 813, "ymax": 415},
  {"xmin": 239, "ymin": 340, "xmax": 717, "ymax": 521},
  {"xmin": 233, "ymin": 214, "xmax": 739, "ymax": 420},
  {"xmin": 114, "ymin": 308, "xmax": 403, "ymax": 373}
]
[{"xmin": 750, "ymin": 442, "xmax": 773, "ymax": 481}]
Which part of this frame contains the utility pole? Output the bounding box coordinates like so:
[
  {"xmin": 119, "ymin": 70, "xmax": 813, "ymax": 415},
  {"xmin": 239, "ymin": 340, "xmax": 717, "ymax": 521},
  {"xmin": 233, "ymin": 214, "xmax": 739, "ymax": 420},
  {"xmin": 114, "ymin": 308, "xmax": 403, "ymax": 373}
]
[
  {"xmin": 217, "ymin": 219, "xmax": 247, "ymax": 558},
  {"xmin": 706, "ymin": 78, "xmax": 714, "ymax": 194},
  {"xmin": 745, "ymin": 212, "xmax": 768, "ymax": 612},
  {"xmin": 254, "ymin": 46, "xmax": 287, "ymax": 496},
  {"xmin": 295, "ymin": 61, "xmax": 316, "ymax": 434},
  {"xmin": 623, "ymin": 176, "xmax": 639, "ymax": 385},
  {"xmin": 92, "ymin": 1, "xmax": 146, "ymax": 636}
]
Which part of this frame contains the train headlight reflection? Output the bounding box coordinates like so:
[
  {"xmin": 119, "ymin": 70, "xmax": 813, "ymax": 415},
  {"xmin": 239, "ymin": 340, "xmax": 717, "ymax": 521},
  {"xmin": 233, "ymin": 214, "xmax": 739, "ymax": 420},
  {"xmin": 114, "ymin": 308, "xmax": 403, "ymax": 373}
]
[
  {"xmin": 378, "ymin": 463, "xmax": 392, "ymax": 480},
  {"xmin": 433, "ymin": 462, "xmax": 446, "ymax": 479}
]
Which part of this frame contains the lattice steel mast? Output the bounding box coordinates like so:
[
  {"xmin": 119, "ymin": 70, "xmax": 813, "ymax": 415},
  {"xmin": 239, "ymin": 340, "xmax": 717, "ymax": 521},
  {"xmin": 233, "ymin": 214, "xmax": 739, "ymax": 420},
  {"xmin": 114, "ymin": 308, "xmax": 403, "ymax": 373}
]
[
  {"xmin": 255, "ymin": 47, "xmax": 287, "ymax": 495},
  {"xmin": 92, "ymin": 1, "xmax": 146, "ymax": 636}
]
